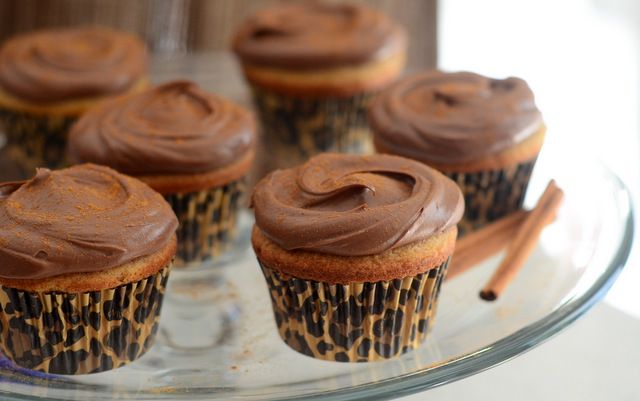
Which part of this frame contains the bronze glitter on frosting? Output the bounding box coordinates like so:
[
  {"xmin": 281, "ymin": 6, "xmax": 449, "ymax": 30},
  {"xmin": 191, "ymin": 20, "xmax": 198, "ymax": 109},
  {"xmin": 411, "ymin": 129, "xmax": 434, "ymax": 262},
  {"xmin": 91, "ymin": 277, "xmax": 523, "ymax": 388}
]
[
  {"xmin": 68, "ymin": 81, "xmax": 255, "ymax": 175},
  {"xmin": 0, "ymin": 164, "xmax": 178, "ymax": 279},
  {"xmin": 232, "ymin": 2, "xmax": 406, "ymax": 70},
  {"xmin": 251, "ymin": 153, "xmax": 463, "ymax": 256},
  {"xmin": 0, "ymin": 26, "xmax": 147, "ymax": 103},
  {"xmin": 370, "ymin": 70, "xmax": 543, "ymax": 164}
]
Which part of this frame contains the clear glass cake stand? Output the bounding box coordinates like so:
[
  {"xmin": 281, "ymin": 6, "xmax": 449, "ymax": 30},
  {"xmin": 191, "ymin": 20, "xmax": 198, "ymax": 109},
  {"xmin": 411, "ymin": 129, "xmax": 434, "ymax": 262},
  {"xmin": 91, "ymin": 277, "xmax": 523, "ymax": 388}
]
[{"xmin": 0, "ymin": 53, "xmax": 633, "ymax": 401}]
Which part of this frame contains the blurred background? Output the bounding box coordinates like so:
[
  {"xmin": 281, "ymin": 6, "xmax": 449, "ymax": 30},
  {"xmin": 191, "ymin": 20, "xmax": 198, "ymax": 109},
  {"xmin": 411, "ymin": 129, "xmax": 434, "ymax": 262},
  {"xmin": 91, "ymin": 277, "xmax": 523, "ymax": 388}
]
[
  {"xmin": 0, "ymin": 0, "xmax": 436, "ymax": 180},
  {"xmin": 0, "ymin": 0, "xmax": 639, "ymax": 399},
  {"xmin": 0, "ymin": 0, "xmax": 437, "ymax": 68}
]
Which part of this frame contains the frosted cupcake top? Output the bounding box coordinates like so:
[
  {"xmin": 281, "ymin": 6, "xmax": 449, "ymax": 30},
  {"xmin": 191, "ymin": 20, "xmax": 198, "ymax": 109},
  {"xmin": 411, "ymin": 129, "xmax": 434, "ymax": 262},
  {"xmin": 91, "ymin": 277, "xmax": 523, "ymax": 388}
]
[
  {"xmin": 252, "ymin": 153, "xmax": 463, "ymax": 256},
  {"xmin": 369, "ymin": 71, "xmax": 543, "ymax": 164},
  {"xmin": 68, "ymin": 81, "xmax": 255, "ymax": 176},
  {"xmin": 0, "ymin": 164, "xmax": 177, "ymax": 279},
  {"xmin": 0, "ymin": 26, "xmax": 147, "ymax": 102}
]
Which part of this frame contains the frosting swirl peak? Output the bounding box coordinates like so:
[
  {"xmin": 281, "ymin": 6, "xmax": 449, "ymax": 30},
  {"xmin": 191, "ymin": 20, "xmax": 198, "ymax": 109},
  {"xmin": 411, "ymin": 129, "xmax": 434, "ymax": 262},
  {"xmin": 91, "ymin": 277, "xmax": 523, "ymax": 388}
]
[
  {"xmin": 252, "ymin": 153, "xmax": 463, "ymax": 256},
  {"xmin": 370, "ymin": 71, "xmax": 543, "ymax": 164},
  {"xmin": 232, "ymin": 2, "xmax": 406, "ymax": 69},
  {"xmin": 0, "ymin": 164, "xmax": 178, "ymax": 279},
  {"xmin": 68, "ymin": 81, "xmax": 255, "ymax": 175},
  {"xmin": 0, "ymin": 26, "xmax": 148, "ymax": 103}
]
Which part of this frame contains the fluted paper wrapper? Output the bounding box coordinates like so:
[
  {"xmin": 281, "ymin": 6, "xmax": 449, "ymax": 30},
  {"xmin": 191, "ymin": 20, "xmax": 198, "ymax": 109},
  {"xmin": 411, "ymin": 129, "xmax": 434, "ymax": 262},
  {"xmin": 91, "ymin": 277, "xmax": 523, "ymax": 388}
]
[
  {"xmin": 250, "ymin": 86, "xmax": 375, "ymax": 170},
  {"xmin": 0, "ymin": 266, "xmax": 171, "ymax": 375},
  {"xmin": 0, "ymin": 107, "xmax": 76, "ymax": 171},
  {"xmin": 258, "ymin": 259, "xmax": 450, "ymax": 362},
  {"xmin": 165, "ymin": 179, "xmax": 246, "ymax": 267},
  {"xmin": 446, "ymin": 158, "xmax": 537, "ymax": 236}
]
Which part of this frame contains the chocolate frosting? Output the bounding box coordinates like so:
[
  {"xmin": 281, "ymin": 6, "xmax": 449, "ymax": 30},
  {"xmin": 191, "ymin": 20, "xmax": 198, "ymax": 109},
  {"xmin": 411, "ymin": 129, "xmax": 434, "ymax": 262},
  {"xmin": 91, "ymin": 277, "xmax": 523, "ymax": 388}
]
[
  {"xmin": 232, "ymin": 2, "xmax": 406, "ymax": 69},
  {"xmin": 370, "ymin": 71, "xmax": 543, "ymax": 164},
  {"xmin": 252, "ymin": 153, "xmax": 463, "ymax": 256},
  {"xmin": 0, "ymin": 164, "xmax": 178, "ymax": 279},
  {"xmin": 68, "ymin": 81, "xmax": 255, "ymax": 175},
  {"xmin": 0, "ymin": 26, "xmax": 147, "ymax": 103}
]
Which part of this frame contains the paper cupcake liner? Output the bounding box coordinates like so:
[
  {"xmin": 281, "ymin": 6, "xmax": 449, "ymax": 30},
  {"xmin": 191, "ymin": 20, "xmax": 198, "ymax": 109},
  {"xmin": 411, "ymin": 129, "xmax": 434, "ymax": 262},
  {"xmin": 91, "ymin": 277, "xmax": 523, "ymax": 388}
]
[
  {"xmin": 165, "ymin": 179, "xmax": 246, "ymax": 267},
  {"xmin": 0, "ymin": 107, "xmax": 76, "ymax": 172},
  {"xmin": 445, "ymin": 158, "xmax": 538, "ymax": 236},
  {"xmin": 0, "ymin": 265, "xmax": 171, "ymax": 375},
  {"xmin": 250, "ymin": 87, "xmax": 375, "ymax": 170},
  {"xmin": 257, "ymin": 258, "xmax": 450, "ymax": 362}
]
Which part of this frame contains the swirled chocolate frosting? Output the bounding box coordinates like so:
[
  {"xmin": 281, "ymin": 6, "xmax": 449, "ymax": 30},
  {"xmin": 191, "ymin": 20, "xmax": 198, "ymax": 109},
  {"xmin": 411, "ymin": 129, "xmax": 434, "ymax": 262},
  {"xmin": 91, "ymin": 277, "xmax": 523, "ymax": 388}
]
[
  {"xmin": 0, "ymin": 26, "xmax": 147, "ymax": 103},
  {"xmin": 370, "ymin": 71, "xmax": 543, "ymax": 164},
  {"xmin": 252, "ymin": 153, "xmax": 463, "ymax": 256},
  {"xmin": 0, "ymin": 164, "xmax": 178, "ymax": 279},
  {"xmin": 68, "ymin": 81, "xmax": 255, "ymax": 175},
  {"xmin": 232, "ymin": 2, "xmax": 406, "ymax": 69}
]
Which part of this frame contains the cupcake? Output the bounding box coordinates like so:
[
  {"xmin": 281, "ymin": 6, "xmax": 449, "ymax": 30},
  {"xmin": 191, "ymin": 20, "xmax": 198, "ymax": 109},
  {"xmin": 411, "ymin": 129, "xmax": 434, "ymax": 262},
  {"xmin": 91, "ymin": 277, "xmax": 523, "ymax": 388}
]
[
  {"xmin": 0, "ymin": 164, "xmax": 178, "ymax": 374},
  {"xmin": 251, "ymin": 153, "xmax": 463, "ymax": 362},
  {"xmin": 369, "ymin": 71, "xmax": 545, "ymax": 235},
  {"xmin": 67, "ymin": 81, "xmax": 256, "ymax": 267},
  {"xmin": 232, "ymin": 2, "xmax": 407, "ymax": 170},
  {"xmin": 0, "ymin": 26, "xmax": 148, "ymax": 172}
]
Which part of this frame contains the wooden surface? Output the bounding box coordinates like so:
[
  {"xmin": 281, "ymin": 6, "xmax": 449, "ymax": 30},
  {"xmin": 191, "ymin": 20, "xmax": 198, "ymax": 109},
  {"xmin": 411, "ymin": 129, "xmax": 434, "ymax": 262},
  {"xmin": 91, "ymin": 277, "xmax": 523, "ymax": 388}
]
[
  {"xmin": 0, "ymin": 0, "xmax": 193, "ymax": 53},
  {"xmin": 0, "ymin": 0, "xmax": 437, "ymax": 69}
]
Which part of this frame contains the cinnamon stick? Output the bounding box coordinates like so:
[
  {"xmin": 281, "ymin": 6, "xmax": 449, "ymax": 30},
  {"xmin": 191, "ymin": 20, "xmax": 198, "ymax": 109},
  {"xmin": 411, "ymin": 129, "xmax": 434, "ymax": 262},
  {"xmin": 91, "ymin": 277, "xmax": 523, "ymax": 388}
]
[
  {"xmin": 447, "ymin": 210, "xmax": 530, "ymax": 280},
  {"xmin": 479, "ymin": 180, "xmax": 564, "ymax": 301}
]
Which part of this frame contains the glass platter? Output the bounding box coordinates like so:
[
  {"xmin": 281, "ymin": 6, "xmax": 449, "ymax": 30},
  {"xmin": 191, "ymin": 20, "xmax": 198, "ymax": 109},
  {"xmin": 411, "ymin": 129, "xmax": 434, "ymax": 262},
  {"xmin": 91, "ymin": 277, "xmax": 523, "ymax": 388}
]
[{"xmin": 0, "ymin": 54, "xmax": 634, "ymax": 400}]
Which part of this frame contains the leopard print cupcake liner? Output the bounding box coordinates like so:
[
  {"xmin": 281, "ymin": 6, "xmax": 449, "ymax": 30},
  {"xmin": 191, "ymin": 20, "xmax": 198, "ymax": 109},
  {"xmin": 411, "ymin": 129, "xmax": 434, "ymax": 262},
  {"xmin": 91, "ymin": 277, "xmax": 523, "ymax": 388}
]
[
  {"xmin": 0, "ymin": 107, "xmax": 76, "ymax": 173},
  {"xmin": 250, "ymin": 87, "xmax": 375, "ymax": 170},
  {"xmin": 258, "ymin": 258, "xmax": 450, "ymax": 362},
  {"xmin": 165, "ymin": 179, "xmax": 246, "ymax": 267},
  {"xmin": 0, "ymin": 265, "xmax": 171, "ymax": 375},
  {"xmin": 445, "ymin": 158, "xmax": 538, "ymax": 236}
]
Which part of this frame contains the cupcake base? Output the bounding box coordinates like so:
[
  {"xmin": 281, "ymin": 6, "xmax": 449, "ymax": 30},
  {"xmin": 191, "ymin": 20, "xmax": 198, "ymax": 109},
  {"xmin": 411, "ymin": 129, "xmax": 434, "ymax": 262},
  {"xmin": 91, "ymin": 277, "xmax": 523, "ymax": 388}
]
[
  {"xmin": 258, "ymin": 258, "xmax": 450, "ymax": 362},
  {"xmin": 0, "ymin": 266, "xmax": 170, "ymax": 375},
  {"xmin": 0, "ymin": 107, "xmax": 75, "ymax": 171},
  {"xmin": 445, "ymin": 158, "xmax": 537, "ymax": 235},
  {"xmin": 165, "ymin": 179, "xmax": 246, "ymax": 267},
  {"xmin": 251, "ymin": 87, "xmax": 374, "ymax": 170}
]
